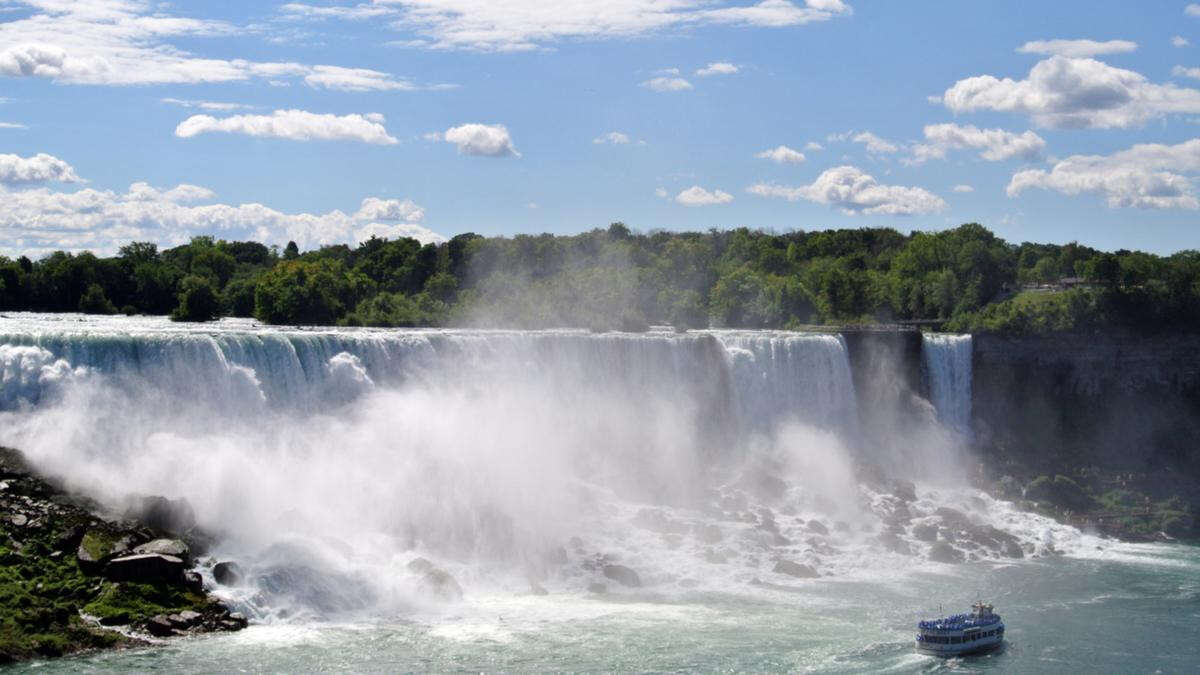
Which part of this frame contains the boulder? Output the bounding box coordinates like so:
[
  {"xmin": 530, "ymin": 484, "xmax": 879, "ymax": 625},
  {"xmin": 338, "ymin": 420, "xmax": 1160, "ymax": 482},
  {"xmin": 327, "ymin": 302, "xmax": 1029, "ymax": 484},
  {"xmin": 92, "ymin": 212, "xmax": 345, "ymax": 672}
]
[
  {"xmin": 183, "ymin": 570, "xmax": 205, "ymax": 593},
  {"xmin": 586, "ymin": 582, "xmax": 607, "ymax": 594},
  {"xmin": 928, "ymin": 542, "xmax": 964, "ymax": 564},
  {"xmin": 878, "ymin": 532, "xmax": 912, "ymax": 555},
  {"xmin": 213, "ymin": 561, "xmax": 243, "ymax": 586},
  {"xmin": 602, "ymin": 564, "xmax": 642, "ymax": 588},
  {"xmin": 934, "ymin": 507, "xmax": 972, "ymax": 530},
  {"xmin": 911, "ymin": 523, "xmax": 938, "ymax": 542},
  {"xmin": 889, "ymin": 479, "xmax": 917, "ymax": 504},
  {"xmin": 406, "ymin": 557, "xmax": 433, "ymax": 574},
  {"xmin": 806, "ymin": 520, "xmax": 829, "ymax": 535},
  {"xmin": 417, "ymin": 568, "xmax": 463, "ymax": 601},
  {"xmin": 76, "ymin": 530, "xmax": 136, "ymax": 574},
  {"xmin": 10, "ymin": 513, "xmax": 27, "ymax": 527},
  {"xmin": 772, "ymin": 560, "xmax": 818, "ymax": 578},
  {"xmin": 125, "ymin": 495, "xmax": 196, "ymax": 535},
  {"xmin": 134, "ymin": 538, "xmax": 190, "ymax": 563},
  {"xmin": 104, "ymin": 553, "xmax": 185, "ymax": 583},
  {"xmin": 145, "ymin": 614, "xmax": 175, "ymax": 637}
]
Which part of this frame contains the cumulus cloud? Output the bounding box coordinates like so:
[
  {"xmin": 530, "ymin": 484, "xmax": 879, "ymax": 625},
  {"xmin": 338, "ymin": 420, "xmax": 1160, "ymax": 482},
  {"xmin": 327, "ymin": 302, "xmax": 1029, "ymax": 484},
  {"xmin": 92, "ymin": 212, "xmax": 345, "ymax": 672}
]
[
  {"xmin": 1016, "ymin": 39, "xmax": 1137, "ymax": 58},
  {"xmin": 364, "ymin": 0, "xmax": 850, "ymax": 52},
  {"xmin": 747, "ymin": 165, "xmax": 946, "ymax": 215},
  {"xmin": 0, "ymin": 122, "xmax": 27, "ymax": 129},
  {"xmin": 1173, "ymin": 65, "xmax": 1200, "ymax": 80},
  {"xmin": 641, "ymin": 76, "xmax": 692, "ymax": 91},
  {"xmin": 1006, "ymin": 138, "xmax": 1200, "ymax": 209},
  {"xmin": 851, "ymin": 131, "xmax": 899, "ymax": 154},
  {"xmin": 443, "ymin": 123, "xmax": 519, "ymax": 157},
  {"xmin": 1174, "ymin": 36, "xmax": 1191, "ymax": 48},
  {"xmin": 174, "ymin": 110, "xmax": 398, "ymax": 145},
  {"xmin": 805, "ymin": 141, "xmax": 823, "ymax": 151},
  {"xmin": 953, "ymin": 184, "xmax": 975, "ymax": 193},
  {"xmin": 0, "ymin": 1, "xmax": 413, "ymax": 89},
  {"xmin": 908, "ymin": 123, "xmax": 1045, "ymax": 164},
  {"xmin": 1189, "ymin": 4, "xmax": 1200, "ymax": 17},
  {"xmin": 695, "ymin": 61, "xmax": 738, "ymax": 76},
  {"xmin": 755, "ymin": 145, "xmax": 806, "ymax": 164},
  {"xmin": 0, "ymin": 180, "xmax": 444, "ymax": 257},
  {"xmin": 594, "ymin": 131, "xmax": 632, "ymax": 144},
  {"xmin": 0, "ymin": 153, "xmax": 81, "ymax": 185},
  {"xmin": 939, "ymin": 55, "xmax": 1200, "ymax": 128},
  {"xmin": 655, "ymin": 187, "xmax": 669, "ymax": 198},
  {"xmin": 675, "ymin": 185, "xmax": 733, "ymax": 205}
]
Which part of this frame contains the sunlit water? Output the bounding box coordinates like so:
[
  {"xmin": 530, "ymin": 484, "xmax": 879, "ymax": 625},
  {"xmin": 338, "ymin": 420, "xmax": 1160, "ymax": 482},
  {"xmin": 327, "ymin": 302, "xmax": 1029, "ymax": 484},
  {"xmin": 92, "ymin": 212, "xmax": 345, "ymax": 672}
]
[{"xmin": 1, "ymin": 314, "xmax": 1195, "ymax": 672}]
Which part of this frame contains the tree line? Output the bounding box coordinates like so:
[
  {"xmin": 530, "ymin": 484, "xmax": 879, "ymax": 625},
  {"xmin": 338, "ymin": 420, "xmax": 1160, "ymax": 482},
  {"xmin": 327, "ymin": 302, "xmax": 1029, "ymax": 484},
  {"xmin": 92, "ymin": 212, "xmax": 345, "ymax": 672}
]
[{"xmin": 0, "ymin": 223, "xmax": 1197, "ymax": 334}]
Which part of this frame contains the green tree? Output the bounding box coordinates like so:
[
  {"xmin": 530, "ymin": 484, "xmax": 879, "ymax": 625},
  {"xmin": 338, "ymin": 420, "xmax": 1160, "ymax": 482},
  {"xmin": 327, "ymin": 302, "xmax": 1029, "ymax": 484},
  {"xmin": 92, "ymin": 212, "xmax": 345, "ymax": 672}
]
[{"xmin": 170, "ymin": 275, "xmax": 221, "ymax": 322}]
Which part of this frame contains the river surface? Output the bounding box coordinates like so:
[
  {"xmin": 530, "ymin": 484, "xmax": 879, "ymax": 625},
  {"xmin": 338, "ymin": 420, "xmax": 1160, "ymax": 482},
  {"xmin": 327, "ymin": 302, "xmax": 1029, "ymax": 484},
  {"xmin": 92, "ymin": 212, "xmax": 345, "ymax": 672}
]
[{"xmin": 11, "ymin": 543, "xmax": 1198, "ymax": 673}]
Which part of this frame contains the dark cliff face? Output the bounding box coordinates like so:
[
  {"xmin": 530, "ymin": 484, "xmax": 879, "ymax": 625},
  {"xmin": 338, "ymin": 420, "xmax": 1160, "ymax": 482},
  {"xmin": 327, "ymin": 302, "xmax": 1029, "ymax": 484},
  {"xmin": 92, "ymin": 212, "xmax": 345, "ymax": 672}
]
[{"xmin": 972, "ymin": 333, "xmax": 1200, "ymax": 477}]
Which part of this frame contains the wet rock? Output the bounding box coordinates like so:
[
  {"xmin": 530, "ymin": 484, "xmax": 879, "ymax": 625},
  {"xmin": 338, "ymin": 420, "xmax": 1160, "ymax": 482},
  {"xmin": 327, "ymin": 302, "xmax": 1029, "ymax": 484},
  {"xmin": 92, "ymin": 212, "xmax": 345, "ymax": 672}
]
[
  {"xmin": 934, "ymin": 507, "xmax": 972, "ymax": 530},
  {"xmin": 602, "ymin": 564, "xmax": 642, "ymax": 588},
  {"xmin": 694, "ymin": 523, "xmax": 723, "ymax": 544},
  {"xmin": 406, "ymin": 557, "xmax": 433, "ymax": 575},
  {"xmin": 890, "ymin": 479, "xmax": 918, "ymax": 504},
  {"xmin": 145, "ymin": 614, "xmax": 175, "ymax": 637},
  {"xmin": 806, "ymin": 520, "xmax": 829, "ymax": 535},
  {"xmin": 418, "ymin": 568, "xmax": 463, "ymax": 601},
  {"xmin": 928, "ymin": 542, "xmax": 964, "ymax": 564},
  {"xmin": 183, "ymin": 571, "xmax": 204, "ymax": 593},
  {"xmin": 772, "ymin": 560, "xmax": 818, "ymax": 578},
  {"xmin": 104, "ymin": 553, "xmax": 185, "ymax": 583},
  {"xmin": 133, "ymin": 538, "xmax": 190, "ymax": 564},
  {"xmin": 911, "ymin": 523, "xmax": 938, "ymax": 542},
  {"xmin": 587, "ymin": 582, "xmax": 607, "ymax": 594},
  {"xmin": 213, "ymin": 561, "xmax": 243, "ymax": 586},
  {"xmin": 878, "ymin": 532, "xmax": 912, "ymax": 555},
  {"xmin": 10, "ymin": 513, "xmax": 27, "ymax": 527},
  {"xmin": 76, "ymin": 530, "xmax": 126, "ymax": 574},
  {"xmin": 632, "ymin": 508, "xmax": 689, "ymax": 535},
  {"xmin": 125, "ymin": 495, "xmax": 196, "ymax": 535}
]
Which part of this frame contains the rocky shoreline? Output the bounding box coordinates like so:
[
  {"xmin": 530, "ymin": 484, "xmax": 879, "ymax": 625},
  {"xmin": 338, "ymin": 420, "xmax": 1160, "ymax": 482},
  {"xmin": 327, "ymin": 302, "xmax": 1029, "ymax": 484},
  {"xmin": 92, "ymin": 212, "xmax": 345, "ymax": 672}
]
[{"xmin": 0, "ymin": 447, "xmax": 245, "ymax": 664}]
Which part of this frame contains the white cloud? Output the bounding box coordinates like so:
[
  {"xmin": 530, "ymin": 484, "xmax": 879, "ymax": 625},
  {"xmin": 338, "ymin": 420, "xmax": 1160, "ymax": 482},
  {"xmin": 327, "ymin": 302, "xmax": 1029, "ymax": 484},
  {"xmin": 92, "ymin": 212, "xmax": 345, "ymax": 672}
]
[
  {"xmin": 908, "ymin": 123, "xmax": 1045, "ymax": 164},
  {"xmin": 1016, "ymin": 39, "xmax": 1137, "ymax": 58},
  {"xmin": 371, "ymin": 0, "xmax": 851, "ymax": 52},
  {"xmin": 755, "ymin": 145, "xmax": 806, "ymax": 164},
  {"xmin": 747, "ymin": 165, "xmax": 946, "ymax": 215},
  {"xmin": 0, "ymin": 121, "xmax": 27, "ymax": 129},
  {"xmin": 0, "ymin": 152, "xmax": 81, "ymax": 185},
  {"xmin": 952, "ymin": 184, "xmax": 974, "ymax": 193},
  {"xmin": 1189, "ymin": 4, "xmax": 1200, "ymax": 17},
  {"xmin": 1007, "ymin": 138, "xmax": 1200, "ymax": 209},
  {"xmin": 675, "ymin": 185, "xmax": 733, "ymax": 206},
  {"xmin": 302, "ymin": 65, "xmax": 415, "ymax": 91},
  {"xmin": 281, "ymin": 3, "xmax": 395, "ymax": 20},
  {"xmin": 1174, "ymin": 36, "xmax": 1191, "ymax": 48},
  {"xmin": 851, "ymin": 131, "xmax": 898, "ymax": 154},
  {"xmin": 641, "ymin": 76, "xmax": 692, "ymax": 91},
  {"xmin": 695, "ymin": 61, "xmax": 738, "ymax": 76},
  {"xmin": 594, "ymin": 131, "xmax": 631, "ymax": 144},
  {"xmin": 443, "ymin": 123, "xmax": 519, "ymax": 157},
  {"xmin": 804, "ymin": 141, "xmax": 823, "ymax": 151},
  {"xmin": 655, "ymin": 187, "xmax": 669, "ymax": 198},
  {"xmin": 0, "ymin": 1, "xmax": 412, "ymax": 89},
  {"xmin": 354, "ymin": 197, "xmax": 426, "ymax": 222},
  {"xmin": 174, "ymin": 110, "xmax": 398, "ymax": 145},
  {"xmin": 0, "ymin": 180, "xmax": 444, "ymax": 257},
  {"xmin": 1173, "ymin": 65, "xmax": 1200, "ymax": 80},
  {"xmin": 161, "ymin": 98, "xmax": 253, "ymax": 112},
  {"xmin": 939, "ymin": 55, "xmax": 1200, "ymax": 128}
]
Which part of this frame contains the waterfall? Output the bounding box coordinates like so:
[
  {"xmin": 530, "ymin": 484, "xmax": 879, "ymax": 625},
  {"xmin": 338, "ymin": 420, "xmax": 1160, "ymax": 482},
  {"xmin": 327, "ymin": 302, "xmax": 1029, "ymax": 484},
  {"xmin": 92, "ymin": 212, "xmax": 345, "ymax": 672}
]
[{"xmin": 921, "ymin": 333, "xmax": 973, "ymax": 435}]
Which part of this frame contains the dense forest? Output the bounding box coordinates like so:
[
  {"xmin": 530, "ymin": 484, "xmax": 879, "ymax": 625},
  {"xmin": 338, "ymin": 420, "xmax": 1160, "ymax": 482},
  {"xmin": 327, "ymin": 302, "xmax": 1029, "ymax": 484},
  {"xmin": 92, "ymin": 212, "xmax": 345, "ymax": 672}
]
[{"xmin": 0, "ymin": 223, "xmax": 1197, "ymax": 334}]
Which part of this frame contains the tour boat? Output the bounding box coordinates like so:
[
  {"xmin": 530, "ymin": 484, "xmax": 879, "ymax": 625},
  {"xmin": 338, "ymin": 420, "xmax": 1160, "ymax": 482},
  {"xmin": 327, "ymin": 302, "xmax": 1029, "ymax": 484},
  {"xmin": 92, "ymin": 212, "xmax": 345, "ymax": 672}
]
[{"xmin": 915, "ymin": 602, "xmax": 1005, "ymax": 656}]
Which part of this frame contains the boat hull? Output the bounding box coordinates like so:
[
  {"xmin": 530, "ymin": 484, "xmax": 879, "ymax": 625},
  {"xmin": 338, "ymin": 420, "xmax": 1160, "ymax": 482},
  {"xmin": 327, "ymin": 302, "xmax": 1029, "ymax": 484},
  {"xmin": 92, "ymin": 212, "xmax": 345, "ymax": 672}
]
[{"xmin": 916, "ymin": 635, "xmax": 1003, "ymax": 657}]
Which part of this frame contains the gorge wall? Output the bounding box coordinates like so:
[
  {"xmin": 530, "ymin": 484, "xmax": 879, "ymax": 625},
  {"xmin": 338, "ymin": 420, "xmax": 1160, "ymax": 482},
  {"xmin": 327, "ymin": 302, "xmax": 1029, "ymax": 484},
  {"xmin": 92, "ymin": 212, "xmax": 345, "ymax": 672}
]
[{"xmin": 972, "ymin": 332, "xmax": 1200, "ymax": 480}]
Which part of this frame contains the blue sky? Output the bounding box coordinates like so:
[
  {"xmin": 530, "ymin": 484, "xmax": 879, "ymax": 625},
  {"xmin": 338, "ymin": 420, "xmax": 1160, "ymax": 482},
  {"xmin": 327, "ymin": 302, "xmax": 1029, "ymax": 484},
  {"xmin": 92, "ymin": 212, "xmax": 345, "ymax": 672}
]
[{"xmin": 2, "ymin": 0, "xmax": 1200, "ymax": 257}]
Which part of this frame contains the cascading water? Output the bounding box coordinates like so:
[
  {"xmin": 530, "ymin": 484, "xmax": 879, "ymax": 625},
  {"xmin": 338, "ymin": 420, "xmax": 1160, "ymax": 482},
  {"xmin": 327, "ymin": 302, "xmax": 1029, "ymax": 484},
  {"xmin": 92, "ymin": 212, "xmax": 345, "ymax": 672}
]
[
  {"xmin": 0, "ymin": 314, "xmax": 1095, "ymax": 626},
  {"xmin": 921, "ymin": 333, "xmax": 973, "ymax": 436}
]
